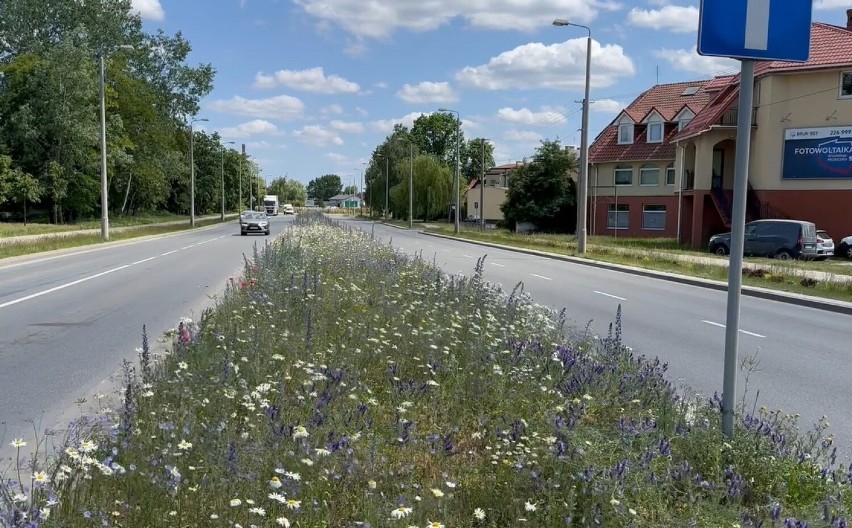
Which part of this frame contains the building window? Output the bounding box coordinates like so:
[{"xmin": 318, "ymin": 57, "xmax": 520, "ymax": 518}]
[
  {"xmin": 647, "ymin": 118, "xmax": 663, "ymax": 143},
  {"xmin": 841, "ymin": 71, "xmax": 852, "ymax": 98},
  {"xmin": 618, "ymin": 122, "xmax": 634, "ymax": 144},
  {"xmin": 614, "ymin": 166, "xmax": 633, "ymax": 186},
  {"xmin": 666, "ymin": 163, "xmax": 676, "ymax": 186},
  {"xmin": 607, "ymin": 204, "xmax": 629, "ymax": 229},
  {"xmin": 642, "ymin": 205, "xmax": 666, "ymax": 230},
  {"xmin": 640, "ymin": 166, "xmax": 660, "ymax": 186}
]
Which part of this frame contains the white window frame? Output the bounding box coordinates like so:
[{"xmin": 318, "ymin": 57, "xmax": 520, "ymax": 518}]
[
  {"xmin": 840, "ymin": 71, "xmax": 852, "ymax": 99},
  {"xmin": 617, "ymin": 116, "xmax": 634, "ymax": 145},
  {"xmin": 666, "ymin": 164, "xmax": 676, "ymax": 186},
  {"xmin": 639, "ymin": 166, "xmax": 660, "ymax": 186},
  {"xmin": 607, "ymin": 204, "xmax": 629, "ymax": 230},
  {"xmin": 614, "ymin": 166, "xmax": 633, "ymax": 186},
  {"xmin": 647, "ymin": 119, "xmax": 664, "ymax": 143},
  {"xmin": 642, "ymin": 205, "xmax": 666, "ymax": 231}
]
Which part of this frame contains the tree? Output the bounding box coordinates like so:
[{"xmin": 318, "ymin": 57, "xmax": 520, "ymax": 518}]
[
  {"xmin": 410, "ymin": 112, "xmax": 464, "ymax": 168},
  {"xmin": 462, "ymin": 138, "xmax": 495, "ymax": 183},
  {"xmin": 307, "ymin": 174, "xmax": 342, "ymax": 201},
  {"xmin": 343, "ymin": 184, "xmax": 358, "ymax": 195},
  {"xmin": 0, "ymin": 155, "xmax": 12, "ymax": 204},
  {"xmin": 10, "ymin": 168, "xmax": 42, "ymax": 224},
  {"xmin": 501, "ymin": 139, "xmax": 578, "ymax": 233},
  {"xmin": 392, "ymin": 155, "xmax": 454, "ymax": 221},
  {"xmin": 267, "ymin": 177, "xmax": 307, "ymax": 206}
]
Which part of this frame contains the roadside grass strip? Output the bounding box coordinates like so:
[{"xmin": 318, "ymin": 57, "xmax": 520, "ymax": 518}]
[{"xmin": 3, "ymin": 214, "xmax": 850, "ymax": 527}]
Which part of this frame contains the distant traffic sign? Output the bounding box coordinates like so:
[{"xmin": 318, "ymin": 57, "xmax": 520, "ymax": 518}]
[{"xmin": 698, "ymin": 0, "xmax": 813, "ymax": 62}]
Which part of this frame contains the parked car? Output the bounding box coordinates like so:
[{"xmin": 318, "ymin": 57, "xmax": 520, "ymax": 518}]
[
  {"xmin": 838, "ymin": 235, "xmax": 852, "ymax": 260},
  {"xmin": 815, "ymin": 230, "xmax": 835, "ymax": 260},
  {"xmin": 239, "ymin": 210, "xmax": 270, "ymax": 236},
  {"xmin": 282, "ymin": 203, "xmax": 295, "ymax": 215},
  {"xmin": 707, "ymin": 219, "xmax": 818, "ymax": 260}
]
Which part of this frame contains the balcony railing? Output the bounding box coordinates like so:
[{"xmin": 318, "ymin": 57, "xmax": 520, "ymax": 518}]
[{"xmin": 718, "ymin": 107, "xmax": 758, "ymax": 127}]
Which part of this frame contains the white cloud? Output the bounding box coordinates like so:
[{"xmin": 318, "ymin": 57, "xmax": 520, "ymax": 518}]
[
  {"xmin": 252, "ymin": 67, "xmax": 360, "ymax": 94},
  {"xmin": 374, "ymin": 81, "xmax": 389, "ymax": 89},
  {"xmin": 220, "ymin": 120, "xmax": 281, "ymax": 138},
  {"xmin": 355, "ymin": 106, "xmax": 369, "ymax": 117},
  {"xmin": 496, "ymin": 107, "xmax": 566, "ymax": 126},
  {"xmin": 815, "ymin": 0, "xmax": 850, "ymax": 9},
  {"xmin": 456, "ymin": 38, "xmax": 635, "ymax": 91},
  {"xmin": 329, "ymin": 120, "xmax": 364, "ymax": 134},
  {"xmin": 504, "ymin": 130, "xmax": 544, "ymax": 144},
  {"xmin": 592, "ymin": 98, "xmax": 625, "ymax": 113},
  {"xmin": 292, "ymin": 0, "xmax": 612, "ymax": 39},
  {"xmin": 627, "ymin": 6, "xmax": 699, "ymax": 33},
  {"xmin": 130, "ymin": 0, "xmax": 164, "ymax": 20},
  {"xmin": 396, "ymin": 81, "xmax": 459, "ymax": 104},
  {"xmin": 293, "ymin": 125, "xmax": 344, "ymax": 147},
  {"xmin": 370, "ymin": 112, "xmax": 428, "ymax": 133},
  {"xmin": 244, "ymin": 140, "xmax": 277, "ymax": 149},
  {"xmin": 209, "ymin": 95, "xmax": 305, "ymax": 121},
  {"xmin": 654, "ymin": 46, "xmax": 739, "ymax": 75},
  {"xmin": 326, "ymin": 152, "xmax": 349, "ymax": 164},
  {"xmin": 320, "ymin": 104, "xmax": 344, "ymax": 116}
]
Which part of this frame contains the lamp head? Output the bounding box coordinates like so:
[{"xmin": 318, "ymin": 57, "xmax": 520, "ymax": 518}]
[{"xmin": 553, "ymin": 19, "xmax": 570, "ymax": 26}]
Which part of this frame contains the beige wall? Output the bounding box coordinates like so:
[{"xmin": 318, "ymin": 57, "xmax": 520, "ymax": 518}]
[
  {"xmin": 591, "ymin": 161, "xmax": 678, "ymax": 197},
  {"xmin": 466, "ymin": 186, "xmax": 507, "ymax": 221},
  {"xmin": 751, "ymin": 70, "xmax": 852, "ymax": 190}
]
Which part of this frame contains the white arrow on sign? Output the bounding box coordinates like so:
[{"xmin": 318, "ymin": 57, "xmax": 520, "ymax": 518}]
[{"xmin": 744, "ymin": 0, "xmax": 770, "ymax": 50}]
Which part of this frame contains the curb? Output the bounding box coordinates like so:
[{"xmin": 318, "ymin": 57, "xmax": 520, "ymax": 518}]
[{"xmin": 420, "ymin": 231, "xmax": 852, "ymax": 317}]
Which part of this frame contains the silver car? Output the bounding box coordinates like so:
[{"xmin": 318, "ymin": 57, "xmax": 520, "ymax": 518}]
[
  {"xmin": 815, "ymin": 229, "xmax": 834, "ymax": 260},
  {"xmin": 239, "ymin": 211, "xmax": 270, "ymax": 236}
]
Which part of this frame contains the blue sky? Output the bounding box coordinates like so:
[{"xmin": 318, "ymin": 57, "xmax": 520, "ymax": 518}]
[{"xmin": 132, "ymin": 0, "xmax": 851, "ymax": 187}]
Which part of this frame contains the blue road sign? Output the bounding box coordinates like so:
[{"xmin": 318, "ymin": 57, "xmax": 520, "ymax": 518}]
[{"xmin": 698, "ymin": 0, "xmax": 813, "ymax": 62}]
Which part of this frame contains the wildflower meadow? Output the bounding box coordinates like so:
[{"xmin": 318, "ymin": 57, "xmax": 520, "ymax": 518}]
[{"xmin": 2, "ymin": 213, "xmax": 851, "ymax": 527}]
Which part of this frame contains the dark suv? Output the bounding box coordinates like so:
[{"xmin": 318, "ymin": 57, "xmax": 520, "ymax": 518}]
[{"xmin": 707, "ymin": 219, "xmax": 818, "ymax": 260}]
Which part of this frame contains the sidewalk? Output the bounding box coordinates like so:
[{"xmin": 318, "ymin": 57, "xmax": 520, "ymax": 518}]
[{"xmin": 0, "ymin": 214, "xmax": 237, "ymax": 246}]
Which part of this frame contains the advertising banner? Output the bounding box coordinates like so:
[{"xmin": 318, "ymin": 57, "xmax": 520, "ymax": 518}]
[{"xmin": 782, "ymin": 126, "xmax": 852, "ymax": 179}]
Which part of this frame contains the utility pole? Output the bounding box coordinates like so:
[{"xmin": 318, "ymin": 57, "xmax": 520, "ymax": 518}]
[
  {"xmin": 239, "ymin": 144, "xmax": 245, "ymax": 211},
  {"xmin": 480, "ymin": 140, "xmax": 488, "ymax": 230},
  {"xmin": 384, "ymin": 157, "xmax": 389, "ymax": 221},
  {"xmin": 409, "ymin": 143, "xmax": 414, "ymax": 228},
  {"xmin": 189, "ymin": 117, "xmax": 208, "ymax": 227},
  {"xmin": 222, "ymin": 141, "xmax": 234, "ymax": 220}
]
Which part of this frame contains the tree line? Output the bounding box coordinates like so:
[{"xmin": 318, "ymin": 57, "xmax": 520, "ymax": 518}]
[
  {"xmin": 0, "ymin": 0, "xmax": 266, "ymax": 223},
  {"xmin": 353, "ymin": 111, "xmax": 579, "ymax": 232}
]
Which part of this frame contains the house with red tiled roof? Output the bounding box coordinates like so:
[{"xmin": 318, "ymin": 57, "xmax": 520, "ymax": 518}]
[
  {"xmin": 587, "ymin": 79, "xmax": 717, "ymax": 238},
  {"xmin": 590, "ymin": 12, "xmax": 852, "ymax": 249}
]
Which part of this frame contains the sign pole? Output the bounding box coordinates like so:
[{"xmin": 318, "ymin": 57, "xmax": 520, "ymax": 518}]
[{"xmin": 721, "ymin": 58, "xmax": 756, "ymax": 438}]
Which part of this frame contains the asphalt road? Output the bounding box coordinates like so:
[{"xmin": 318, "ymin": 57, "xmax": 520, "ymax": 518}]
[
  {"xmin": 339, "ymin": 219, "xmax": 852, "ymax": 461},
  {"xmin": 0, "ymin": 216, "xmax": 294, "ymax": 456}
]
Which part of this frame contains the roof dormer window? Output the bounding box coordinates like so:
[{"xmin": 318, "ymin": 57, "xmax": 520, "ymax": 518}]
[
  {"xmin": 646, "ymin": 114, "xmax": 663, "ymax": 143},
  {"xmin": 677, "ymin": 109, "xmax": 695, "ymax": 131},
  {"xmin": 617, "ymin": 115, "xmax": 634, "ymax": 145}
]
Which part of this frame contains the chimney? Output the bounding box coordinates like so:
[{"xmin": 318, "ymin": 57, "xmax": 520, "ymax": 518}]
[{"xmin": 848, "ymin": 9, "xmax": 852, "ymax": 30}]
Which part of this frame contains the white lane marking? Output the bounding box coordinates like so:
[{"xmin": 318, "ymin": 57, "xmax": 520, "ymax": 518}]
[
  {"xmin": 463, "ymin": 254, "xmax": 474, "ymax": 259},
  {"xmin": 530, "ymin": 273, "xmax": 553, "ymax": 281},
  {"xmin": 491, "ymin": 263, "xmax": 505, "ymax": 268},
  {"xmin": 594, "ymin": 290, "xmax": 627, "ymax": 301},
  {"xmin": 161, "ymin": 250, "xmax": 178, "ymax": 256},
  {"xmin": 442, "ymin": 249, "xmax": 450, "ymax": 253},
  {"xmin": 701, "ymin": 320, "xmax": 766, "ymax": 338},
  {"xmin": 0, "ymin": 264, "xmax": 131, "ymax": 309},
  {"xmin": 0, "ymin": 235, "xmax": 228, "ymax": 310}
]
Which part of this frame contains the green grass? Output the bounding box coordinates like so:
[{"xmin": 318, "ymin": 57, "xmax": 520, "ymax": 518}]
[
  {"xmin": 5, "ymin": 213, "xmax": 850, "ymax": 527},
  {"xmin": 0, "ymin": 212, "xmax": 191, "ymax": 238},
  {"xmin": 0, "ymin": 217, "xmax": 231, "ymax": 260},
  {"xmin": 428, "ymin": 226, "xmax": 852, "ymax": 303}
]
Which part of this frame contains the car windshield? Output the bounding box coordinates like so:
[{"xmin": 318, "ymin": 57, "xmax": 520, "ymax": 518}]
[
  {"xmin": 817, "ymin": 231, "xmax": 830, "ymax": 239},
  {"xmin": 243, "ymin": 213, "xmax": 265, "ymax": 220}
]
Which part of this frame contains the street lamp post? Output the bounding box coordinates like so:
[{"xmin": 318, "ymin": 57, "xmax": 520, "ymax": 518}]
[
  {"xmin": 385, "ymin": 156, "xmax": 389, "ymax": 221},
  {"xmin": 479, "ymin": 139, "xmax": 491, "ymax": 230},
  {"xmin": 189, "ymin": 117, "xmax": 208, "ymax": 227},
  {"xmin": 553, "ymin": 19, "xmax": 592, "ymax": 254},
  {"xmin": 409, "ymin": 142, "xmax": 414, "ymax": 228},
  {"xmin": 222, "ymin": 141, "xmax": 235, "ymax": 220},
  {"xmin": 98, "ymin": 45, "xmax": 134, "ymax": 241},
  {"xmin": 438, "ymin": 108, "xmax": 461, "ymax": 234}
]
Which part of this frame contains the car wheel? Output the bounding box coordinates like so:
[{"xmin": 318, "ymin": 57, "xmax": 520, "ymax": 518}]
[
  {"xmin": 713, "ymin": 244, "xmax": 729, "ymax": 256},
  {"xmin": 841, "ymin": 243, "xmax": 852, "ymax": 260},
  {"xmin": 265, "ymin": 230, "xmax": 270, "ymax": 235},
  {"xmin": 775, "ymin": 249, "xmax": 792, "ymax": 261},
  {"xmin": 241, "ymin": 231, "xmax": 246, "ymax": 236}
]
